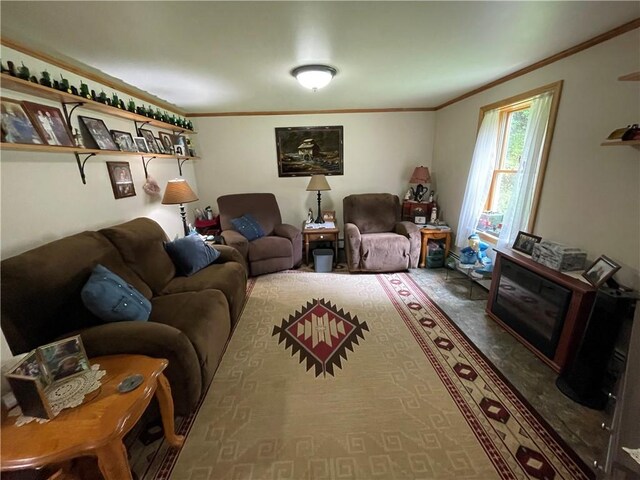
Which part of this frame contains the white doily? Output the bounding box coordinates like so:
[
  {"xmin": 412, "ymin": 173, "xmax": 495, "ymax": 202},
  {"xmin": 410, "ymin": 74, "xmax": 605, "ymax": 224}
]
[
  {"xmin": 9, "ymin": 363, "xmax": 106, "ymax": 426},
  {"xmin": 623, "ymin": 447, "xmax": 640, "ymax": 465}
]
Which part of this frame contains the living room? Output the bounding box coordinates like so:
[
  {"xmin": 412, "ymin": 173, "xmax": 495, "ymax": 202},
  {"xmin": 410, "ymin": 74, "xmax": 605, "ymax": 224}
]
[{"xmin": 1, "ymin": 2, "xmax": 639, "ymax": 479}]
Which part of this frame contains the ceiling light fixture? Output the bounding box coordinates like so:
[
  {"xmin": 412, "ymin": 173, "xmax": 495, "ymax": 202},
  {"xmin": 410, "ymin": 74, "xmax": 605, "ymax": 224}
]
[{"xmin": 291, "ymin": 64, "xmax": 337, "ymax": 91}]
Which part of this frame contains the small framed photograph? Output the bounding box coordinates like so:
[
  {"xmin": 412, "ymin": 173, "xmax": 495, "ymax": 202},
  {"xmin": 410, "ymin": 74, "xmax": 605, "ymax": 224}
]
[
  {"xmin": 36, "ymin": 335, "xmax": 90, "ymax": 382},
  {"xmin": 158, "ymin": 131, "xmax": 175, "ymax": 154},
  {"xmin": 110, "ymin": 130, "xmax": 137, "ymax": 152},
  {"xmin": 22, "ymin": 101, "xmax": 74, "ymax": 147},
  {"xmin": 133, "ymin": 136, "xmax": 149, "ymax": 153},
  {"xmin": 582, "ymin": 255, "xmax": 621, "ymax": 288},
  {"xmin": 322, "ymin": 210, "xmax": 336, "ymax": 222},
  {"xmin": 512, "ymin": 231, "xmax": 542, "ymax": 255},
  {"xmin": 78, "ymin": 116, "xmax": 118, "ymax": 150},
  {"xmin": 154, "ymin": 137, "xmax": 167, "ymax": 154},
  {"xmin": 106, "ymin": 161, "xmax": 136, "ymax": 199},
  {"xmin": 414, "ymin": 216, "xmax": 426, "ymax": 224},
  {"xmin": 174, "ymin": 135, "xmax": 188, "ymax": 157},
  {"xmin": 139, "ymin": 128, "xmax": 159, "ymax": 154},
  {"xmin": 5, "ymin": 351, "xmax": 53, "ymax": 419},
  {"xmin": 1, "ymin": 98, "xmax": 45, "ymax": 144}
]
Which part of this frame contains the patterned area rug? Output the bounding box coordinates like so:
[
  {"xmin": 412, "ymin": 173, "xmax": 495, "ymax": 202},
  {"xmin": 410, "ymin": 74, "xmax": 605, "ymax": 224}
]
[{"xmin": 147, "ymin": 271, "xmax": 593, "ymax": 480}]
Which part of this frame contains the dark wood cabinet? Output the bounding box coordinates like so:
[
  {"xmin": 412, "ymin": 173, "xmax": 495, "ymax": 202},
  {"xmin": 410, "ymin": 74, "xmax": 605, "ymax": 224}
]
[
  {"xmin": 402, "ymin": 200, "xmax": 434, "ymax": 222},
  {"xmin": 486, "ymin": 247, "xmax": 597, "ymax": 373}
]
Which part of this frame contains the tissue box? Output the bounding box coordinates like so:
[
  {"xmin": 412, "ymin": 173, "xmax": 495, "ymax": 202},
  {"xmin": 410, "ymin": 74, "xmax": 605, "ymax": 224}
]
[{"xmin": 531, "ymin": 241, "xmax": 587, "ymax": 271}]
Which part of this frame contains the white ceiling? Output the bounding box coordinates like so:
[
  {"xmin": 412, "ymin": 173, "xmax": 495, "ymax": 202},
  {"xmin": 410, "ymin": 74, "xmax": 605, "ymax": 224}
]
[{"xmin": 2, "ymin": 1, "xmax": 638, "ymax": 114}]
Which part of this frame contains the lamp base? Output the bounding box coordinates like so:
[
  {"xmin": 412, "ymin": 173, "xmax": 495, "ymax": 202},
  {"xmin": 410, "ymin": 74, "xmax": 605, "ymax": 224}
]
[{"xmin": 315, "ymin": 190, "xmax": 324, "ymax": 223}]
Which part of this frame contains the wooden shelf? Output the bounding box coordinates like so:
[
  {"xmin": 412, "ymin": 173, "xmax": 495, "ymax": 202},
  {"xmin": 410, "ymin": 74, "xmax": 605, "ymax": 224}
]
[
  {"xmin": 600, "ymin": 140, "xmax": 640, "ymax": 147},
  {"xmin": 618, "ymin": 71, "xmax": 640, "ymax": 81},
  {"xmin": 0, "ymin": 142, "xmax": 200, "ymax": 160},
  {"xmin": 1, "ymin": 74, "xmax": 196, "ymax": 135}
]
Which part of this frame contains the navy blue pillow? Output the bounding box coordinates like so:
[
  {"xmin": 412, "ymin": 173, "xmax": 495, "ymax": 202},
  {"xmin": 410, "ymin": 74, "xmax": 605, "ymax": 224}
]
[
  {"xmin": 165, "ymin": 234, "xmax": 221, "ymax": 276},
  {"xmin": 230, "ymin": 214, "xmax": 264, "ymax": 241},
  {"xmin": 81, "ymin": 264, "xmax": 151, "ymax": 322}
]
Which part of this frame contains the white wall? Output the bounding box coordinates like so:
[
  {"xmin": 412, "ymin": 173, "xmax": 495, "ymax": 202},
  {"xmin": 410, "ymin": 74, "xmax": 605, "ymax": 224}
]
[
  {"xmin": 193, "ymin": 112, "xmax": 436, "ymax": 231},
  {"xmin": 433, "ymin": 30, "xmax": 640, "ymax": 289}
]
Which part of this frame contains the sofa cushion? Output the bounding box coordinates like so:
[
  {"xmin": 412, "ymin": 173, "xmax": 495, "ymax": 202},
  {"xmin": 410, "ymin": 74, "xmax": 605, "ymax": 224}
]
[
  {"xmin": 81, "ymin": 264, "xmax": 152, "ymax": 322},
  {"xmin": 231, "ymin": 214, "xmax": 265, "ymax": 241},
  {"xmin": 165, "ymin": 235, "xmax": 221, "ymax": 276},
  {"xmin": 99, "ymin": 218, "xmax": 176, "ymax": 294}
]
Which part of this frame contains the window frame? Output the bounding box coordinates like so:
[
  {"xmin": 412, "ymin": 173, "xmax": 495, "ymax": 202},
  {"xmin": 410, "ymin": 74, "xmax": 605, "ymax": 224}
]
[{"xmin": 476, "ymin": 81, "xmax": 563, "ymax": 244}]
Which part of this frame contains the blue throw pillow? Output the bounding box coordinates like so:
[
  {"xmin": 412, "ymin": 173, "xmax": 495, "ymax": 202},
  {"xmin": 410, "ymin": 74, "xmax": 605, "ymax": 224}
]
[
  {"xmin": 81, "ymin": 264, "xmax": 151, "ymax": 322},
  {"xmin": 230, "ymin": 214, "xmax": 264, "ymax": 241},
  {"xmin": 165, "ymin": 234, "xmax": 221, "ymax": 276}
]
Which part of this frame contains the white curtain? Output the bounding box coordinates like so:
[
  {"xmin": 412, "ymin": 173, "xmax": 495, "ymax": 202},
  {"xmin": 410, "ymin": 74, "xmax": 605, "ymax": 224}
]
[
  {"xmin": 455, "ymin": 109, "xmax": 499, "ymax": 248},
  {"xmin": 497, "ymin": 92, "xmax": 553, "ymax": 248}
]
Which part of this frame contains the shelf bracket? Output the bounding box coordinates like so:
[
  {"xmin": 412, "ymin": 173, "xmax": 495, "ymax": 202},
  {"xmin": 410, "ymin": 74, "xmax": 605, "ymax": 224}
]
[
  {"xmin": 141, "ymin": 156, "xmax": 156, "ymax": 179},
  {"xmin": 135, "ymin": 120, "xmax": 151, "ymax": 136},
  {"xmin": 61, "ymin": 101, "xmax": 85, "ymax": 128},
  {"xmin": 177, "ymin": 157, "xmax": 190, "ymax": 176},
  {"xmin": 75, "ymin": 152, "xmax": 96, "ymax": 184}
]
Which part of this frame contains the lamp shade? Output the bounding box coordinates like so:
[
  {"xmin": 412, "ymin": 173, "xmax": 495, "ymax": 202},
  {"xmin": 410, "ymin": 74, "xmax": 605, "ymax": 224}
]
[
  {"xmin": 409, "ymin": 166, "xmax": 431, "ymax": 184},
  {"xmin": 306, "ymin": 174, "xmax": 331, "ymax": 192},
  {"xmin": 291, "ymin": 65, "xmax": 337, "ymax": 91},
  {"xmin": 162, "ymin": 178, "xmax": 198, "ymax": 205}
]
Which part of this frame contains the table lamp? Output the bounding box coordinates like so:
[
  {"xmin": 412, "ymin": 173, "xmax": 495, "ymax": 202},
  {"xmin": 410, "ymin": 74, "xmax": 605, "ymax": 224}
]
[
  {"xmin": 409, "ymin": 166, "xmax": 431, "ymax": 202},
  {"xmin": 162, "ymin": 178, "xmax": 199, "ymax": 236},
  {"xmin": 306, "ymin": 174, "xmax": 331, "ymax": 223}
]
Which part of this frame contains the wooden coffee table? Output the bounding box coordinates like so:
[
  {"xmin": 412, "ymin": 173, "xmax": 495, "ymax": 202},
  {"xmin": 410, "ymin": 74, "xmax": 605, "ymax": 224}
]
[{"xmin": 1, "ymin": 354, "xmax": 184, "ymax": 479}]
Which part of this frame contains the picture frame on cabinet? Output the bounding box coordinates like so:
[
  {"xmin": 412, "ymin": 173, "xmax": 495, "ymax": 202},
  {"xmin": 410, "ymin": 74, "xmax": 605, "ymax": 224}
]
[
  {"xmin": 78, "ymin": 115, "xmax": 118, "ymax": 150},
  {"xmin": 158, "ymin": 131, "xmax": 174, "ymax": 153},
  {"xmin": 106, "ymin": 161, "xmax": 136, "ymax": 199},
  {"xmin": 133, "ymin": 136, "xmax": 149, "ymax": 153},
  {"xmin": 138, "ymin": 128, "xmax": 159, "ymax": 154},
  {"xmin": 110, "ymin": 130, "xmax": 137, "ymax": 152},
  {"xmin": 582, "ymin": 255, "xmax": 621, "ymax": 289},
  {"xmin": 512, "ymin": 231, "xmax": 542, "ymax": 255},
  {"xmin": 22, "ymin": 101, "xmax": 74, "ymax": 147},
  {"xmin": 1, "ymin": 98, "xmax": 45, "ymax": 145}
]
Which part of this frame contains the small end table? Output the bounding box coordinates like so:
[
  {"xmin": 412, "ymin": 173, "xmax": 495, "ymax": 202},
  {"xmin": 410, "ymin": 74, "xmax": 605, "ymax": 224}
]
[
  {"xmin": 1, "ymin": 354, "xmax": 184, "ymax": 480},
  {"xmin": 303, "ymin": 224, "xmax": 340, "ymax": 266},
  {"xmin": 419, "ymin": 228, "xmax": 452, "ymax": 268}
]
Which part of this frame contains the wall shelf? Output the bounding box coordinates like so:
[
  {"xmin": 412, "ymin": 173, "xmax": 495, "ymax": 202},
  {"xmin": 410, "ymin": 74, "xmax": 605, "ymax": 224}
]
[
  {"xmin": 618, "ymin": 71, "xmax": 640, "ymax": 81},
  {"xmin": 1, "ymin": 74, "xmax": 196, "ymax": 135},
  {"xmin": 0, "ymin": 142, "xmax": 199, "ymax": 160},
  {"xmin": 600, "ymin": 140, "xmax": 640, "ymax": 147}
]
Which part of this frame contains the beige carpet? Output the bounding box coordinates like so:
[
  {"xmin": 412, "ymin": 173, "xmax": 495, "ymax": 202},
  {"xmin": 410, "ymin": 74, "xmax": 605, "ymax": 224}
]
[{"xmin": 152, "ymin": 271, "xmax": 592, "ymax": 480}]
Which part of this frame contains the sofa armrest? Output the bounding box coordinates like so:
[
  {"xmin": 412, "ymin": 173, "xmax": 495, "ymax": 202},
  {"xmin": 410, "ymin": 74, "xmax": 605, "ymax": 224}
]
[
  {"xmin": 344, "ymin": 222, "xmax": 362, "ymax": 270},
  {"xmin": 212, "ymin": 244, "xmax": 248, "ymax": 272},
  {"xmin": 274, "ymin": 223, "xmax": 301, "ymax": 242},
  {"xmin": 221, "ymin": 230, "xmax": 249, "ymax": 259},
  {"xmin": 79, "ymin": 321, "xmax": 201, "ymax": 414},
  {"xmin": 395, "ymin": 221, "xmax": 421, "ymax": 268}
]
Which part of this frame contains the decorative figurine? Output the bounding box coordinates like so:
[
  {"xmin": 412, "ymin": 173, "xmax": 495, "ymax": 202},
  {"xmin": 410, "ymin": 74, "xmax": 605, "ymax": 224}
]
[
  {"xmin": 306, "ymin": 208, "xmax": 313, "ymax": 224},
  {"xmin": 80, "ymin": 82, "xmax": 91, "ymax": 99},
  {"xmin": 127, "ymin": 99, "xmax": 136, "ymax": 113},
  {"xmin": 112, "ymin": 93, "xmax": 121, "ymax": 108},
  {"xmin": 97, "ymin": 90, "xmax": 108, "ymax": 104},
  {"xmin": 29, "ymin": 75, "xmax": 38, "ymax": 84},
  {"xmin": 91, "ymin": 89, "xmax": 97, "ymax": 101},
  {"xmin": 40, "ymin": 71, "xmax": 52, "ymax": 87},
  {"xmin": 6, "ymin": 61, "xmax": 17, "ymax": 77},
  {"xmin": 59, "ymin": 75, "xmax": 72, "ymax": 93},
  {"xmin": 429, "ymin": 191, "xmax": 434, "ymax": 203},
  {"xmin": 70, "ymin": 85, "xmax": 79, "ymax": 96},
  {"xmin": 17, "ymin": 62, "xmax": 30, "ymax": 80}
]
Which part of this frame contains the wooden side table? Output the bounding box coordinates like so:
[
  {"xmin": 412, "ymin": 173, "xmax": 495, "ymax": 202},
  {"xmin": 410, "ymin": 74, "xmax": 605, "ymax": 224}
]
[
  {"xmin": 303, "ymin": 225, "xmax": 340, "ymax": 266},
  {"xmin": 1, "ymin": 354, "xmax": 184, "ymax": 480},
  {"xmin": 419, "ymin": 229, "xmax": 452, "ymax": 267}
]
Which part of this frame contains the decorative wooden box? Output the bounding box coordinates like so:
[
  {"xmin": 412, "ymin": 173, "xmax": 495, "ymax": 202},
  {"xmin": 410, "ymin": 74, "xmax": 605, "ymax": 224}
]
[{"xmin": 531, "ymin": 240, "xmax": 587, "ymax": 272}]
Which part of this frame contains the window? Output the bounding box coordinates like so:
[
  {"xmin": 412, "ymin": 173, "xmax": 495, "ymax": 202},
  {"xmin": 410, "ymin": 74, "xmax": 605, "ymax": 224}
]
[
  {"xmin": 455, "ymin": 81, "xmax": 562, "ymax": 248},
  {"xmin": 476, "ymin": 102, "xmax": 531, "ymax": 238}
]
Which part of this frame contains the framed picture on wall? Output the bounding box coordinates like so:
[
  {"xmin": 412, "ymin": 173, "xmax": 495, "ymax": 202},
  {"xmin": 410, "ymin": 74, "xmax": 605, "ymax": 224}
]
[
  {"xmin": 22, "ymin": 101, "xmax": 74, "ymax": 147},
  {"xmin": 1, "ymin": 98, "xmax": 45, "ymax": 144},
  {"xmin": 106, "ymin": 161, "xmax": 136, "ymax": 199},
  {"xmin": 275, "ymin": 125, "xmax": 344, "ymax": 177}
]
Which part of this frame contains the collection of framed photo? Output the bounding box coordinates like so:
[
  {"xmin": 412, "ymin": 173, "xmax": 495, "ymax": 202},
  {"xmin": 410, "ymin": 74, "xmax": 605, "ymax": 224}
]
[
  {"xmin": 4, "ymin": 335, "xmax": 91, "ymax": 419},
  {"xmin": 1, "ymin": 97, "xmax": 192, "ymax": 157},
  {"xmin": 511, "ymin": 230, "xmax": 621, "ymax": 289}
]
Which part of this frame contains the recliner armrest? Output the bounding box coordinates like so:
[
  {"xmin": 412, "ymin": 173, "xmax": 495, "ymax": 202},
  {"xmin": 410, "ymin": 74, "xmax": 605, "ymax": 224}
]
[
  {"xmin": 274, "ymin": 223, "xmax": 301, "ymax": 241},
  {"xmin": 395, "ymin": 221, "xmax": 420, "ymax": 237},
  {"xmin": 212, "ymin": 244, "xmax": 247, "ymax": 271},
  {"xmin": 395, "ymin": 221, "xmax": 421, "ymax": 268},
  {"xmin": 221, "ymin": 230, "xmax": 249, "ymax": 259},
  {"xmin": 344, "ymin": 222, "xmax": 362, "ymax": 270}
]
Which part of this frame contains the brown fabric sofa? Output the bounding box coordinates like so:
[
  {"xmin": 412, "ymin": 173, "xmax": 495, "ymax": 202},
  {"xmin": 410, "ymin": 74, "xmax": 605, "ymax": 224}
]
[
  {"xmin": 217, "ymin": 193, "xmax": 303, "ymax": 276},
  {"xmin": 1, "ymin": 217, "xmax": 247, "ymax": 415},
  {"xmin": 343, "ymin": 193, "xmax": 420, "ymax": 272}
]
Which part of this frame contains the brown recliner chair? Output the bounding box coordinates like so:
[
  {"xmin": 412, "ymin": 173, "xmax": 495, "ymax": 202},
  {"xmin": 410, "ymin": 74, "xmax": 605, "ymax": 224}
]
[
  {"xmin": 343, "ymin": 193, "xmax": 420, "ymax": 272},
  {"xmin": 218, "ymin": 193, "xmax": 303, "ymax": 276}
]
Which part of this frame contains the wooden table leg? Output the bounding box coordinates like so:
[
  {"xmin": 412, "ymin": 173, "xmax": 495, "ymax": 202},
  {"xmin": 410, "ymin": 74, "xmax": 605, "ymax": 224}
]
[
  {"xmin": 333, "ymin": 234, "xmax": 338, "ymax": 266},
  {"xmin": 304, "ymin": 235, "xmax": 310, "ymax": 265},
  {"xmin": 96, "ymin": 440, "xmax": 132, "ymax": 480},
  {"xmin": 156, "ymin": 374, "xmax": 185, "ymax": 448},
  {"xmin": 419, "ymin": 233, "xmax": 428, "ymax": 268}
]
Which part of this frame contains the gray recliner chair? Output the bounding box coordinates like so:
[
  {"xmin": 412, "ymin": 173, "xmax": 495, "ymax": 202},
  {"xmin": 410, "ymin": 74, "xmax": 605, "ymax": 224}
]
[
  {"xmin": 217, "ymin": 193, "xmax": 303, "ymax": 276},
  {"xmin": 343, "ymin": 193, "xmax": 420, "ymax": 272}
]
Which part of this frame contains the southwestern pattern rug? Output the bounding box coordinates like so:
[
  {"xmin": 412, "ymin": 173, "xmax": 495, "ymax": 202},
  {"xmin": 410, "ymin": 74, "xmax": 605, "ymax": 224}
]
[{"xmin": 148, "ymin": 271, "xmax": 593, "ymax": 480}]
